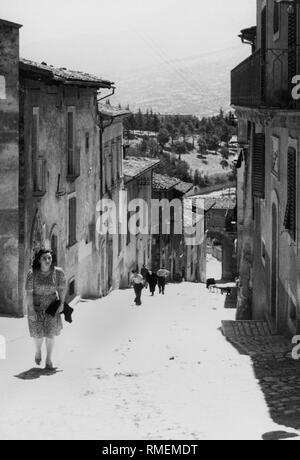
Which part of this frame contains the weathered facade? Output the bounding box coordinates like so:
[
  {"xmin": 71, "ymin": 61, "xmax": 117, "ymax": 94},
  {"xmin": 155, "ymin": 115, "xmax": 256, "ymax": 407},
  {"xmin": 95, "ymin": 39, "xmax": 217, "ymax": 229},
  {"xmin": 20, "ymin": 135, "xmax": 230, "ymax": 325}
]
[
  {"xmin": 123, "ymin": 156, "xmax": 160, "ymax": 286},
  {"xmin": 0, "ymin": 19, "xmax": 114, "ymax": 315},
  {"xmin": 98, "ymin": 105, "xmax": 129, "ymax": 293},
  {"xmin": 0, "ymin": 20, "xmax": 21, "ymax": 315},
  {"xmin": 231, "ymin": 0, "xmax": 300, "ymax": 334}
]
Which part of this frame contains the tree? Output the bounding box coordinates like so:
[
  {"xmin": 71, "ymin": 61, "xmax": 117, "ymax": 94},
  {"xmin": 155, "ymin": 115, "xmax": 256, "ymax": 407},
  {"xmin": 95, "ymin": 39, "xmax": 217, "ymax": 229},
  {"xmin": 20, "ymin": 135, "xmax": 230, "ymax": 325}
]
[
  {"xmin": 193, "ymin": 169, "xmax": 201, "ymax": 186},
  {"xmin": 166, "ymin": 122, "xmax": 179, "ymax": 145},
  {"xmin": 179, "ymin": 122, "xmax": 188, "ymax": 142},
  {"xmin": 174, "ymin": 141, "xmax": 187, "ymax": 161},
  {"xmin": 198, "ymin": 136, "xmax": 208, "ymax": 156},
  {"xmin": 157, "ymin": 128, "xmax": 170, "ymax": 150}
]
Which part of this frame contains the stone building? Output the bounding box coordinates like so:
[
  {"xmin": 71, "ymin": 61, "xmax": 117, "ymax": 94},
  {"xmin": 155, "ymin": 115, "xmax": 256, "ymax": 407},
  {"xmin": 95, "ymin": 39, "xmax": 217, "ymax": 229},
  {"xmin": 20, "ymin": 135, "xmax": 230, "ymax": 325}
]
[
  {"xmin": 0, "ymin": 19, "xmax": 114, "ymax": 316},
  {"xmin": 152, "ymin": 173, "xmax": 206, "ymax": 282},
  {"xmin": 123, "ymin": 156, "xmax": 160, "ymax": 286},
  {"xmin": 231, "ymin": 0, "xmax": 300, "ymax": 334},
  {"xmin": 98, "ymin": 104, "xmax": 130, "ymax": 294}
]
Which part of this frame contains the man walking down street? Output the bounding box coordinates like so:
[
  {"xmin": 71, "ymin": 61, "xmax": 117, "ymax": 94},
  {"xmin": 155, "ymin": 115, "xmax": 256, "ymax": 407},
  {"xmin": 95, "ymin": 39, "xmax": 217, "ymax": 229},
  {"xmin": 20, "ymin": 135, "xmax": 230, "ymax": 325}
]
[
  {"xmin": 157, "ymin": 267, "xmax": 170, "ymax": 295},
  {"xmin": 130, "ymin": 270, "xmax": 145, "ymax": 306}
]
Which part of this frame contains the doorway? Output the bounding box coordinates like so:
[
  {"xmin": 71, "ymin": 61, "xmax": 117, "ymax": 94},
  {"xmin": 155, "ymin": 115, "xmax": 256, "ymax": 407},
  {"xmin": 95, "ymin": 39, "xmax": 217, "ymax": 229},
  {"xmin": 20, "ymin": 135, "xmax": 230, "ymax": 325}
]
[{"xmin": 271, "ymin": 203, "xmax": 278, "ymax": 327}]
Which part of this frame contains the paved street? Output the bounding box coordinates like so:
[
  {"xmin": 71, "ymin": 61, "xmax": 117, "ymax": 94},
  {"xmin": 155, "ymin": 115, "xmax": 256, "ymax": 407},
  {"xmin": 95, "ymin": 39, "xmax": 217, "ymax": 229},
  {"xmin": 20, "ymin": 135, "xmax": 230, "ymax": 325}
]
[{"xmin": 0, "ymin": 281, "xmax": 299, "ymax": 440}]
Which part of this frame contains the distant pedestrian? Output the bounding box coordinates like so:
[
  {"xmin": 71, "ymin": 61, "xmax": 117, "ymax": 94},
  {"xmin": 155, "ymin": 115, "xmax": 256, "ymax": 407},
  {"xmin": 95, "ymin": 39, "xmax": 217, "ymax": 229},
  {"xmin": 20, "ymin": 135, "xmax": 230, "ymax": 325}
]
[
  {"xmin": 130, "ymin": 270, "xmax": 145, "ymax": 306},
  {"xmin": 141, "ymin": 264, "xmax": 149, "ymax": 289},
  {"xmin": 141, "ymin": 265, "xmax": 149, "ymax": 280},
  {"xmin": 25, "ymin": 249, "xmax": 67, "ymax": 370},
  {"xmin": 157, "ymin": 267, "xmax": 170, "ymax": 295},
  {"xmin": 147, "ymin": 270, "xmax": 158, "ymax": 296}
]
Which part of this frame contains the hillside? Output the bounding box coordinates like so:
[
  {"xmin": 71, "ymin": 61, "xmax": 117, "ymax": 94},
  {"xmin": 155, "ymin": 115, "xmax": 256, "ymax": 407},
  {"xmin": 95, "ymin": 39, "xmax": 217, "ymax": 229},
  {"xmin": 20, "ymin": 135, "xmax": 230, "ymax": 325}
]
[{"xmin": 111, "ymin": 47, "xmax": 250, "ymax": 118}]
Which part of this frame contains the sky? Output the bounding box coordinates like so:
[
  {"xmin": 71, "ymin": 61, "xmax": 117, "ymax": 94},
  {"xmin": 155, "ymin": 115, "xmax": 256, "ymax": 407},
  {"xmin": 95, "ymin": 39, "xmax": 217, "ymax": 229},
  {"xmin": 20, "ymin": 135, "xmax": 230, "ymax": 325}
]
[{"xmin": 1, "ymin": 0, "xmax": 256, "ymax": 79}]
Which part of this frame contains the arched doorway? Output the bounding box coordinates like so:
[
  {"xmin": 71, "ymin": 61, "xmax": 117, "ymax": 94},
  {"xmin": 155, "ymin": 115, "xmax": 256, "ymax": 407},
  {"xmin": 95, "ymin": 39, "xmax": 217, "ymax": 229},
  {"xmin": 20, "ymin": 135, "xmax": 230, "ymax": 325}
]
[
  {"xmin": 30, "ymin": 210, "xmax": 45, "ymax": 263},
  {"xmin": 49, "ymin": 224, "xmax": 59, "ymax": 266},
  {"xmin": 271, "ymin": 202, "xmax": 278, "ymax": 328}
]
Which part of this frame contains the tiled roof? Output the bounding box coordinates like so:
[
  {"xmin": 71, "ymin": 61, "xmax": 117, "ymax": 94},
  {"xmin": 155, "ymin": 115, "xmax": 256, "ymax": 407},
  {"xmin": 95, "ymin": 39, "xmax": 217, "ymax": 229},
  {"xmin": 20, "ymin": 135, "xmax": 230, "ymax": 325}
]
[
  {"xmin": 209, "ymin": 197, "xmax": 236, "ymax": 210},
  {"xmin": 123, "ymin": 157, "xmax": 160, "ymax": 181},
  {"xmin": 20, "ymin": 58, "xmax": 113, "ymax": 88},
  {"xmin": 152, "ymin": 174, "xmax": 181, "ymax": 191},
  {"xmin": 174, "ymin": 181, "xmax": 194, "ymax": 195}
]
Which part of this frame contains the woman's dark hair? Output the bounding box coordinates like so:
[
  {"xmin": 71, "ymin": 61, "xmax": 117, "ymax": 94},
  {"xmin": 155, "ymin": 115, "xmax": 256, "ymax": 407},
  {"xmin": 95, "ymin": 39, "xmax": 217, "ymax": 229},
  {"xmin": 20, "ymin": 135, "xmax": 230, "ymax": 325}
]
[{"xmin": 32, "ymin": 249, "xmax": 57, "ymax": 271}]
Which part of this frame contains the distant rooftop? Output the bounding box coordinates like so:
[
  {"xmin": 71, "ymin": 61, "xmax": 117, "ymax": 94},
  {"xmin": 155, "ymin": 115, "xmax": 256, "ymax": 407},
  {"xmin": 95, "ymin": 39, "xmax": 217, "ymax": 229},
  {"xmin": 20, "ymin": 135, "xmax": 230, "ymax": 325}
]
[
  {"xmin": 123, "ymin": 157, "xmax": 160, "ymax": 182},
  {"xmin": 174, "ymin": 181, "xmax": 194, "ymax": 195},
  {"xmin": 153, "ymin": 174, "xmax": 181, "ymax": 192},
  {"xmin": 20, "ymin": 58, "xmax": 114, "ymax": 88},
  {"xmin": 0, "ymin": 18, "xmax": 22, "ymax": 29},
  {"xmin": 99, "ymin": 104, "xmax": 131, "ymax": 118}
]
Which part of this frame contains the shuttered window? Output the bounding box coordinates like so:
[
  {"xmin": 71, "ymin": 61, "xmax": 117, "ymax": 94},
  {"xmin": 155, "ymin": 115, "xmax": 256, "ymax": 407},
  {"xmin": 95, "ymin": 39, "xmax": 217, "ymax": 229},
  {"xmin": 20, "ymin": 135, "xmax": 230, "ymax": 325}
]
[
  {"xmin": 288, "ymin": 7, "xmax": 297, "ymax": 100},
  {"xmin": 67, "ymin": 108, "xmax": 79, "ymax": 179},
  {"xmin": 69, "ymin": 197, "xmax": 77, "ymax": 246},
  {"xmin": 252, "ymin": 133, "xmax": 265, "ymax": 198},
  {"xmin": 284, "ymin": 147, "xmax": 297, "ymax": 241},
  {"xmin": 273, "ymin": 1, "xmax": 280, "ymax": 35}
]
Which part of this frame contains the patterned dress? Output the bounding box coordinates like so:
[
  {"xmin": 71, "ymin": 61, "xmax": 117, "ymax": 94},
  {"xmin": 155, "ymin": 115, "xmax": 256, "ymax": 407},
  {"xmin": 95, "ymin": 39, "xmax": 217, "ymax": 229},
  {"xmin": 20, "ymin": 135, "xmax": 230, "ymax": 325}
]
[{"xmin": 25, "ymin": 267, "xmax": 67, "ymax": 339}]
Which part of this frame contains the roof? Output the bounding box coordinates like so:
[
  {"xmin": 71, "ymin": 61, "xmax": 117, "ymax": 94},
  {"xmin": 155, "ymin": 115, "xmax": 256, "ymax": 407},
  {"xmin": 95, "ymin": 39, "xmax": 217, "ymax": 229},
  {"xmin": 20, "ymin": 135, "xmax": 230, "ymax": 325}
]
[
  {"xmin": 99, "ymin": 104, "xmax": 131, "ymax": 118},
  {"xmin": 174, "ymin": 181, "xmax": 194, "ymax": 195},
  {"xmin": 203, "ymin": 196, "xmax": 237, "ymax": 211},
  {"xmin": 0, "ymin": 19, "xmax": 22, "ymax": 29},
  {"xmin": 20, "ymin": 58, "xmax": 114, "ymax": 88},
  {"xmin": 123, "ymin": 157, "xmax": 160, "ymax": 182},
  {"xmin": 152, "ymin": 174, "xmax": 181, "ymax": 192}
]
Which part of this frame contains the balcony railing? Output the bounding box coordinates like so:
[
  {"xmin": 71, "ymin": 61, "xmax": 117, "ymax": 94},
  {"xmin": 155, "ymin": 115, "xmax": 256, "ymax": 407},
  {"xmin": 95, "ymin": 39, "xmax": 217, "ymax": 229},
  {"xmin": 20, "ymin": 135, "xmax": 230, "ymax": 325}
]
[{"xmin": 231, "ymin": 48, "xmax": 300, "ymax": 109}]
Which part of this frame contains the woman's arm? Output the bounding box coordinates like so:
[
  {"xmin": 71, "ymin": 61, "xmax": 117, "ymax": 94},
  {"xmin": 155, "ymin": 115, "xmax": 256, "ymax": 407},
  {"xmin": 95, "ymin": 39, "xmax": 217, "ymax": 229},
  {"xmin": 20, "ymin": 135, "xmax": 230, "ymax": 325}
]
[
  {"xmin": 26, "ymin": 291, "xmax": 37, "ymax": 321},
  {"xmin": 56, "ymin": 269, "xmax": 67, "ymax": 313}
]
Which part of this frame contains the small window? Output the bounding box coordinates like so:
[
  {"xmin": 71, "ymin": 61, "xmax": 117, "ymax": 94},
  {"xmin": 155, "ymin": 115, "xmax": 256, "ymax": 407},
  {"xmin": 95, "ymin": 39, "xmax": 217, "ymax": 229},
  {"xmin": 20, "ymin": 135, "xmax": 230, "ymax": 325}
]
[
  {"xmin": 85, "ymin": 133, "xmax": 90, "ymax": 153},
  {"xmin": 0, "ymin": 76, "xmax": 6, "ymax": 100},
  {"xmin": 261, "ymin": 239, "xmax": 266, "ymax": 266}
]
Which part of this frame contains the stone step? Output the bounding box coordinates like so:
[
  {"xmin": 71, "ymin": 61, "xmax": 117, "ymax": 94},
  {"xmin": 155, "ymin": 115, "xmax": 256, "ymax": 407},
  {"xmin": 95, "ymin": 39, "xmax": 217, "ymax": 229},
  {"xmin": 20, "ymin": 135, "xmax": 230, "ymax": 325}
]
[{"xmin": 221, "ymin": 320, "xmax": 273, "ymax": 339}]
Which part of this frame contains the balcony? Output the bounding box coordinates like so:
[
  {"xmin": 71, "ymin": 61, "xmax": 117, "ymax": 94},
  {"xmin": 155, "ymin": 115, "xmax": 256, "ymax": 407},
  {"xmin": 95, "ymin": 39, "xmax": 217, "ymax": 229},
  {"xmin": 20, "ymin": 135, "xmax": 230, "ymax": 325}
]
[{"xmin": 231, "ymin": 48, "xmax": 299, "ymax": 110}]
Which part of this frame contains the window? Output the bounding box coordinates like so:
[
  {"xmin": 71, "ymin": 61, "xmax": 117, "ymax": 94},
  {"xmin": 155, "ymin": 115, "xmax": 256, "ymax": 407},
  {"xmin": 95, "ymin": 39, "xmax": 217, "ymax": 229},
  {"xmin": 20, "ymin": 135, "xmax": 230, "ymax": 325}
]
[
  {"xmin": 261, "ymin": 239, "xmax": 266, "ymax": 266},
  {"xmin": 273, "ymin": 1, "xmax": 280, "ymax": 35},
  {"xmin": 85, "ymin": 133, "xmax": 90, "ymax": 153},
  {"xmin": 0, "ymin": 76, "xmax": 6, "ymax": 100},
  {"xmin": 68, "ymin": 196, "xmax": 77, "ymax": 246},
  {"xmin": 32, "ymin": 108, "xmax": 46, "ymax": 195},
  {"xmin": 67, "ymin": 108, "xmax": 79, "ymax": 179},
  {"xmin": 127, "ymin": 211, "xmax": 131, "ymax": 246},
  {"xmin": 252, "ymin": 133, "xmax": 265, "ymax": 199},
  {"xmin": 284, "ymin": 147, "xmax": 297, "ymax": 241}
]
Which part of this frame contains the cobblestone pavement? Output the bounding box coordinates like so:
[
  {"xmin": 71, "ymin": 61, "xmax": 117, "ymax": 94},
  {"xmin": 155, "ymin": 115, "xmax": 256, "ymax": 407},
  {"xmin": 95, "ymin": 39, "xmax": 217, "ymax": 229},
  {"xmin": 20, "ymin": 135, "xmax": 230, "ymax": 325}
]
[
  {"xmin": 222, "ymin": 320, "xmax": 300, "ymax": 435},
  {"xmin": 0, "ymin": 283, "xmax": 299, "ymax": 440}
]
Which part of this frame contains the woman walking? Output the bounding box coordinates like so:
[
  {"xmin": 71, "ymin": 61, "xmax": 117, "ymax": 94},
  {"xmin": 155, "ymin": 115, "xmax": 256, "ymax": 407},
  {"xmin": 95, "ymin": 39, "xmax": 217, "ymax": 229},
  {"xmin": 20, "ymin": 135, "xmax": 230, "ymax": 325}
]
[{"xmin": 25, "ymin": 249, "xmax": 67, "ymax": 370}]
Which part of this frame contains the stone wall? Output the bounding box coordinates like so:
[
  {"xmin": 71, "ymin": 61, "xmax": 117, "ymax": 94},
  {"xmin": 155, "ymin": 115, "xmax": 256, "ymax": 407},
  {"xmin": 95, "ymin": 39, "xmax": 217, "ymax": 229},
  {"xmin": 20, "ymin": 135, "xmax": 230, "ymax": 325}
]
[{"xmin": 0, "ymin": 20, "xmax": 21, "ymax": 315}]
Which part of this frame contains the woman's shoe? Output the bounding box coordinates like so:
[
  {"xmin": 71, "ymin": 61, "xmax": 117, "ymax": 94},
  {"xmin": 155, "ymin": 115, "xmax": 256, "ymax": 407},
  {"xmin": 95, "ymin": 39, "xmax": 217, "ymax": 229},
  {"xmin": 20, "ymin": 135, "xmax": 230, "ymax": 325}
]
[{"xmin": 45, "ymin": 361, "xmax": 54, "ymax": 370}]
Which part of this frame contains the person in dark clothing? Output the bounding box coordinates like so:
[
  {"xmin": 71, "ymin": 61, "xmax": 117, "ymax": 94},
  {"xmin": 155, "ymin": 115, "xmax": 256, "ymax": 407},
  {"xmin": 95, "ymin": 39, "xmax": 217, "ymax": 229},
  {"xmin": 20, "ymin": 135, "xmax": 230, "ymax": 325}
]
[
  {"xmin": 157, "ymin": 276, "xmax": 166, "ymax": 295},
  {"xmin": 141, "ymin": 265, "xmax": 149, "ymax": 280},
  {"xmin": 146, "ymin": 270, "xmax": 158, "ymax": 296}
]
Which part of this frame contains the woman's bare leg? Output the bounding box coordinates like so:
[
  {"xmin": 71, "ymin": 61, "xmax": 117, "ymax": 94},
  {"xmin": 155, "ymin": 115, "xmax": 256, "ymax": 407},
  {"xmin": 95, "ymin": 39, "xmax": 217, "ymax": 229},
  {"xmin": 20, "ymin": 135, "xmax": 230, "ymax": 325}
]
[
  {"xmin": 45, "ymin": 338, "xmax": 55, "ymax": 369},
  {"xmin": 34, "ymin": 338, "xmax": 43, "ymax": 365}
]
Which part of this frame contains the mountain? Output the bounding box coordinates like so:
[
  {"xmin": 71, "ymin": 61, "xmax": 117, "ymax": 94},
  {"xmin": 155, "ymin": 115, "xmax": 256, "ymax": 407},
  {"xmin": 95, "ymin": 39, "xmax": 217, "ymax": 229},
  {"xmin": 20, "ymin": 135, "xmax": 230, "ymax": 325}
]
[
  {"xmin": 111, "ymin": 47, "xmax": 250, "ymax": 118},
  {"xmin": 22, "ymin": 32, "xmax": 250, "ymax": 119}
]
